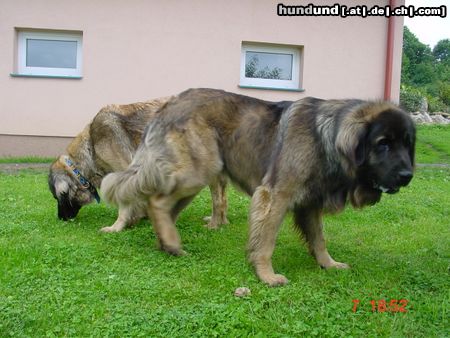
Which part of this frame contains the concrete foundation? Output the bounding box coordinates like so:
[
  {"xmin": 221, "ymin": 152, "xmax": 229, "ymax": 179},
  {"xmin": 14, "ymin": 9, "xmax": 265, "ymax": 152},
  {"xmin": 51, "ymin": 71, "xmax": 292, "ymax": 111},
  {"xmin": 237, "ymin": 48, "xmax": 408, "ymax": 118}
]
[{"xmin": 0, "ymin": 134, "xmax": 73, "ymax": 158}]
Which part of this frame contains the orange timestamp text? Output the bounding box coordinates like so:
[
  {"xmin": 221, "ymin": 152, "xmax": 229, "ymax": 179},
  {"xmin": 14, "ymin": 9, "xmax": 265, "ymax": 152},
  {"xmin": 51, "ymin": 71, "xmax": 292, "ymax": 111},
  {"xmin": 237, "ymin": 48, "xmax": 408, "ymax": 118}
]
[{"xmin": 352, "ymin": 299, "xmax": 409, "ymax": 313}]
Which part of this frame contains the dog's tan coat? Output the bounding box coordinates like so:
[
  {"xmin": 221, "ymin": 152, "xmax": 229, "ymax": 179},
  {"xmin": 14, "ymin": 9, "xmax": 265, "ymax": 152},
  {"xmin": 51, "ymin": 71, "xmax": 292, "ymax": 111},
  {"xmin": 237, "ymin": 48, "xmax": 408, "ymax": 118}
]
[{"xmin": 101, "ymin": 88, "xmax": 415, "ymax": 286}]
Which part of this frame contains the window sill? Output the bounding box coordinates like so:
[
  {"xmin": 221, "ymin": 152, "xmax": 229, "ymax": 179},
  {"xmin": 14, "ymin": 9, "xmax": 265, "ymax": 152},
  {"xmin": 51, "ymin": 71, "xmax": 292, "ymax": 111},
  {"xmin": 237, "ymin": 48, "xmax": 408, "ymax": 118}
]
[
  {"xmin": 10, "ymin": 73, "xmax": 82, "ymax": 80},
  {"xmin": 238, "ymin": 85, "xmax": 304, "ymax": 92}
]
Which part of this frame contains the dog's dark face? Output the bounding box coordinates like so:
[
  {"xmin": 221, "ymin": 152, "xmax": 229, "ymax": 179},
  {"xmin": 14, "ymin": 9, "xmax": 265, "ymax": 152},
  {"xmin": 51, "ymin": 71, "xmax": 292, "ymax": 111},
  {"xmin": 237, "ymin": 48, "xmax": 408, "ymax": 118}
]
[
  {"xmin": 48, "ymin": 158, "xmax": 95, "ymax": 220},
  {"xmin": 358, "ymin": 109, "xmax": 416, "ymax": 194}
]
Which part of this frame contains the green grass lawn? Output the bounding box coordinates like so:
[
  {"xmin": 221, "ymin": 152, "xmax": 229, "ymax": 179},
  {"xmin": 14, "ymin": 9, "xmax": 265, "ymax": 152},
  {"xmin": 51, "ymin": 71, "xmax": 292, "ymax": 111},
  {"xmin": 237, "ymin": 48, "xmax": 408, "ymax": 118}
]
[
  {"xmin": 0, "ymin": 157, "xmax": 54, "ymax": 164},
  {"xmin": 416, "ymin": 125, "xmax": 450, "ymax": 164},
  {"xmin": 0, "ymin": 125, "xmax": 449, "ymax": 337}
]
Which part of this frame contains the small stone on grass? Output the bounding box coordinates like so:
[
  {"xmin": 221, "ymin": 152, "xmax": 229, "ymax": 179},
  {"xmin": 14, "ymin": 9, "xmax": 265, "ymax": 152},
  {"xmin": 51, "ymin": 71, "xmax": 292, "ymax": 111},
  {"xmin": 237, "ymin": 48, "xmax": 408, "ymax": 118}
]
[{"xmin": 234, "ymin": 287, "xmax": 251, "ymax": 297}]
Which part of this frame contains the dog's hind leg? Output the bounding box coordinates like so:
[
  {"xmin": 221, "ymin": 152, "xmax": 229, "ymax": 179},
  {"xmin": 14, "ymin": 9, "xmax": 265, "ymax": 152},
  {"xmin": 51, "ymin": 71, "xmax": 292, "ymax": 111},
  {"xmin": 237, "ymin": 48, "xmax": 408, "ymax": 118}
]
[
  {"xmin": 294, "ymin": 207, "xmax": 349, "ymax": 269},
  {"xmin": 204, "ymin": 174, "xmax": 229, "ymax": 229},
  {"xmin": 148, "ymin": 194, "xmax": 187, "ymax": 256},
  {"xmin": 171, "ymin": 195, "xmax": 196, "ymax": 223},
  {"xmin": 247, "ymin": 186, "xmax": 290, "ymax": 287}
]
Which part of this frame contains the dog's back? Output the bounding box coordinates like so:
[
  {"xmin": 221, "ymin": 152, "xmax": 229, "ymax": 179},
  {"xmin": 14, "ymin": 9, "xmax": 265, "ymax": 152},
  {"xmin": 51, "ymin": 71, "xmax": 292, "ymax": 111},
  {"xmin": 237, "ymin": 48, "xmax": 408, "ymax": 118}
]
[
  {"xmin": 101, "ymin": 88, "xmax": 293, "ymax": 204},
  {"xmin": 150, "ymin": 88, "xmax": 293, "ymax": 194}
]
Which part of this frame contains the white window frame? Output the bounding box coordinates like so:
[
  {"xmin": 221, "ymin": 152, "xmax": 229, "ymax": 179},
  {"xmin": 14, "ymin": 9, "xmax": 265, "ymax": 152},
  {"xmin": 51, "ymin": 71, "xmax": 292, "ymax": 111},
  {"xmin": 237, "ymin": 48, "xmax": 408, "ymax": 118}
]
[
  {"xmin": 240, "ymin": 43, "xmax": 301, "ymax": 90},
  {"xmin": 17, "ymin": 30, "xmax": 83, "ymax": 77}
]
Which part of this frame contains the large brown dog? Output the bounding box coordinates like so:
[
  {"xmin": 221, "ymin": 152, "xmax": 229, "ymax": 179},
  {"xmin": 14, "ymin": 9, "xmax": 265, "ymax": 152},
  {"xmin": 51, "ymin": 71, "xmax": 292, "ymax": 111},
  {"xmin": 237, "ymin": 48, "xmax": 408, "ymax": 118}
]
[
  {"xmin": 48, "ymin": 97, "xmax": 228, "ymax": 232},
  {"xmin": 101, "ymin": 88, "xmax": 415, "ymax": 286}
]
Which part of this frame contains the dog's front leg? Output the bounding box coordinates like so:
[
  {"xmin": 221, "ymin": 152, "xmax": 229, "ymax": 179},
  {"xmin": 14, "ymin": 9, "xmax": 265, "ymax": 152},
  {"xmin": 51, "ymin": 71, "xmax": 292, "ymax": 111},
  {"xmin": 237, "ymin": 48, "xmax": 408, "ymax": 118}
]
[
  {"xmin": 294, "ymin": 207, "xmax": 349, "ymax": 269},
  {"xmin": 100, "ymin": 205, "xmax": 134, "ymax": 233},
  {"xmin": 247, "ymin": 186, "xmax": 290, "ymax": 286}
]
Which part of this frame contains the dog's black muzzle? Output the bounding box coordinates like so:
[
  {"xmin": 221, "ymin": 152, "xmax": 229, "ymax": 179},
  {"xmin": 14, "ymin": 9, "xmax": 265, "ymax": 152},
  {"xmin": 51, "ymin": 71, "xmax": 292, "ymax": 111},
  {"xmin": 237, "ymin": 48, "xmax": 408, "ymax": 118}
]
[
  {"xmin": 57, "ymin": 193, "xmax": 82, "ymax": 220},
  {"xmin": 397, "ymin": 170, "xmax": 413, "ymax": 187},
  {"xmin": 374, "ymin": 169, "xmax": 413, "ymax": 195}
]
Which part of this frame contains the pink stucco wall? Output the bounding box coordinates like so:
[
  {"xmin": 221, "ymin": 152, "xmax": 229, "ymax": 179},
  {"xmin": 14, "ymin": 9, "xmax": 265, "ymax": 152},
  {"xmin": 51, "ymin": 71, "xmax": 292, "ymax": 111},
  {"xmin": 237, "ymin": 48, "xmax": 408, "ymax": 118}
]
[{"xmin": 0, "ymin": 0, "xmax": 404, "ymax": 156}]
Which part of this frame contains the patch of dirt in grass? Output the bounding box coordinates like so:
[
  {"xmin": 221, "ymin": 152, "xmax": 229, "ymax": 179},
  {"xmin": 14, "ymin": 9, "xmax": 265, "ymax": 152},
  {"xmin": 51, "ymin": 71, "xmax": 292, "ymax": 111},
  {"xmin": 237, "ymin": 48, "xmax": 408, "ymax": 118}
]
[
  {"xmin": 425, "ymin": 143, "xmax": 450, "ymax": 162},
  {"xmin": 0, "ymin": 163, "xmax": 50, "ymax": 174}
]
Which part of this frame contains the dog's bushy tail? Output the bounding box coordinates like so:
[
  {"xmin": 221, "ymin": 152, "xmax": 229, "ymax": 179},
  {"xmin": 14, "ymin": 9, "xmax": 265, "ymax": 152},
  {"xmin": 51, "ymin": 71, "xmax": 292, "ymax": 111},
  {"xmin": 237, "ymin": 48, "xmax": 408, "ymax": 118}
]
[{"xmin": 101, "ymin": 150, "xmax": 175, "ymax": 206}]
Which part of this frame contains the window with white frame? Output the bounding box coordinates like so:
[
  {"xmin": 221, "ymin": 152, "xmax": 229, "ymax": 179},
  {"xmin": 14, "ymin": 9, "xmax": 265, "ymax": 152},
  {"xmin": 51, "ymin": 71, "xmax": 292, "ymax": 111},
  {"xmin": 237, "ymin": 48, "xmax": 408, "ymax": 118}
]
[
  {"xmin": 240, "ymin": 43, "xmax": 302, "ymax": 90},
  {"xmin": 16, "ymin": 30, "xmax": 83, "ymax": 78}
]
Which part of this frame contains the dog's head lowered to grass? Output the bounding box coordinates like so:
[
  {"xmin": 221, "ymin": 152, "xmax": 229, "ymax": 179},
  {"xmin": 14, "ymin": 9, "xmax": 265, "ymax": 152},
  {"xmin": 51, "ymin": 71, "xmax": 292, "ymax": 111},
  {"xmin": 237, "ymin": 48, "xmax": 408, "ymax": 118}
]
[{"xmin": 48, "ymin": 155, "xmax": 100, "ymax": 220}]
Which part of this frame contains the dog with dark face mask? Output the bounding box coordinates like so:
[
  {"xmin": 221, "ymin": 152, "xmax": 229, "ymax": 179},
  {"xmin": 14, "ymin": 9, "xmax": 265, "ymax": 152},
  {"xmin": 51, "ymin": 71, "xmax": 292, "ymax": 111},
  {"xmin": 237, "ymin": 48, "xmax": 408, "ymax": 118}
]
[
  {"xmin": 101, "ymin": 88, "xmax": 416, "ymax": 286},
  {"xmin": 48, "ymin": 96, "xmax": 229, "ymax": 231}
]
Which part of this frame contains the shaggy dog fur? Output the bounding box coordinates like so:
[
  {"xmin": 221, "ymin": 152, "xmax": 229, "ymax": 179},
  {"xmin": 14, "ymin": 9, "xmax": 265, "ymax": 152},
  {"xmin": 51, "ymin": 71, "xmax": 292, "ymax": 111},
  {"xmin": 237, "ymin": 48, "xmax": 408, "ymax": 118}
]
[
  {"xmin": 48, "ymin": 96, "xmax": 228, "ymax": 231},
  {"xmin": 101, "ymin": 88, "xmax": 415, "ymax": 286}
]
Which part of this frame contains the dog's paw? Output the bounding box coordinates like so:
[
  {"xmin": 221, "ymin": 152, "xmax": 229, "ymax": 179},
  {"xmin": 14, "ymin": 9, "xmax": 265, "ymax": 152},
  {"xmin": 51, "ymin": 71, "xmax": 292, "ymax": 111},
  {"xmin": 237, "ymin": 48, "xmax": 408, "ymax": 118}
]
[
  {"xmin": 334, "ymin": 262, "xmax": 350, "ymax": 269},
  {"xmin": 202, "ymin": 215, "xmax": 229, "ymax": 229},
  {"xmin": 322, "ymin": 261, "xmax": 350, "ymax": 270},
  {"xmin": 170, "ymin": 249, "xmax": 187, "ymax": 257},
  {"xmin": 202, "ymin": 216, "xmax": 218, "ymax": 229},
  {"xmin": 161, "ymin": 245, "xmax": 186, "ymax": 257},
  {"xmin": 203, "ymin": 221, "xmax": 220, "ymax": 230},
  {"xmin": 260, "ymin": 273, "xmax": 289, "ymax": 287},
  {"xmin": 100, "ymin": 226, "xmax": 122, "ymax": 233}
]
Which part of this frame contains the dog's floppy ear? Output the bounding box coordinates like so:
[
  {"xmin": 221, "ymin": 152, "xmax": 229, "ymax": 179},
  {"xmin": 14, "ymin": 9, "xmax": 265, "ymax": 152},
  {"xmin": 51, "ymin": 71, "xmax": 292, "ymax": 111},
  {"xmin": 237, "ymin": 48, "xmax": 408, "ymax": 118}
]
[
  {"xmin": 354, "ymin": 133, "xmax": 367, "ymax": 166},
  {"xmin": 336, "ymin": 120, "xmax": 368, "ymax": 177},
  {"xmin": 54, "ymin": 179, "xmax": 70, "ymax": 198}
]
